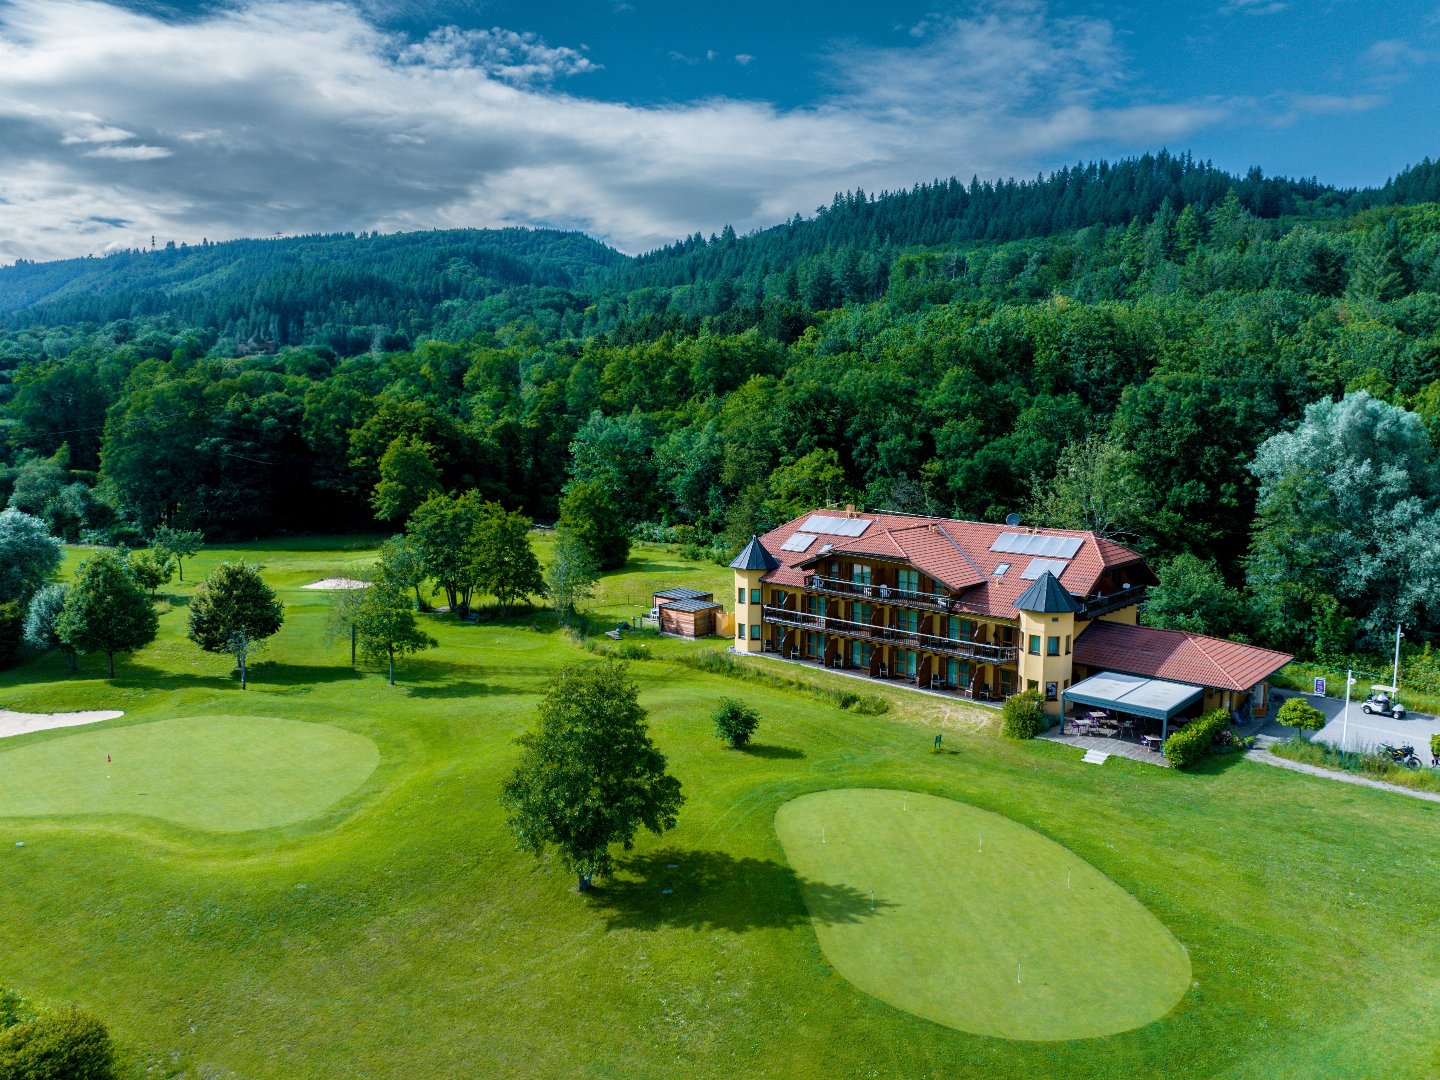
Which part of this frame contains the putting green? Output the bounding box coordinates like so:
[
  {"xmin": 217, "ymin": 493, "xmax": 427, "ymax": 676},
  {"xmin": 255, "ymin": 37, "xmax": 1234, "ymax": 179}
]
[
  {"xmin": 0, "ymin": 715, "xmax": 379, "ymax": 832},
  {"xmin": 774, "ymin": 789, "xmax": 1191, "ymax": 1041}
]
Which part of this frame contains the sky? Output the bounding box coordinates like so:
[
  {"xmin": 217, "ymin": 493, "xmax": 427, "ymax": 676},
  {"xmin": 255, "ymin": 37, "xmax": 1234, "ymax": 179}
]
[{"xmin": 0, "ymin": 0, "xmax": 1436, "ymax": 264}]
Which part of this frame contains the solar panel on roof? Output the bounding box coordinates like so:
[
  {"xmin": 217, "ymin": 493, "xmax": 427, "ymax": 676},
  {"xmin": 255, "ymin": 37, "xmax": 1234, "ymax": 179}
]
[
  {"xmin": 800, "ymin": 514, "xmax": 872, "ymax": 537},
  {"xmin": 1021, "ymin": 558, "xmax": 1070, "ymax": 580},
  {"xmin": 779, "ymin": 532, "xmax": 818, "ymax": 553},
  {"xmin": 990, "ymin": 531, "xmax": 1082, "ymax": 559}
]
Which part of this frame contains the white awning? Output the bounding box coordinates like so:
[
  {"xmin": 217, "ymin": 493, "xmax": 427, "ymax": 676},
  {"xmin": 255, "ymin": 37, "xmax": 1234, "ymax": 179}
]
[{"xmin": 1063, "ymin": 671, "xmax": 1204, "ymax": 721}]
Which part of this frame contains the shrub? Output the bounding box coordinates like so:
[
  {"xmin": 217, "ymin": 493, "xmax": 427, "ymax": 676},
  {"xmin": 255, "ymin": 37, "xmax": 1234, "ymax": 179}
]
[
  {"xmin": 0, "ymin": 1005, "xmax": 116, "ymax": 1080},
  {"xmin": 1276, "ymin": 697, "xmax": 1326, "ymax": 739},
  {"xmin": 1431, "ymin": 733, "xmax": 1440, "ymax": 765},
  {"xmin": 712, "ymin": 698, "xmax": 761, "ymax": 748},
  {"xmin": 1162, "ymin": 707, "xmax": 1232, "ymax": 769},
  {"xmin": 1002, "ymin": 689, "xmax": 1044, "ymax": 739}
]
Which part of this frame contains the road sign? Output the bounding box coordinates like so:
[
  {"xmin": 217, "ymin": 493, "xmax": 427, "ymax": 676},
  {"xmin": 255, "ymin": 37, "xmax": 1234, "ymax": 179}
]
[{"xmin": 1313, "ymin": 677, "xmax": 1326, "ymax": 696}]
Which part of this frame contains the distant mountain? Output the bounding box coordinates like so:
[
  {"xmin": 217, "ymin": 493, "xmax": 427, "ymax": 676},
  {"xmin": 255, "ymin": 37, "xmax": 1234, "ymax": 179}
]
[{"xmin": 0, "ymin": 228, "xmax": 625, "ymax": 354}]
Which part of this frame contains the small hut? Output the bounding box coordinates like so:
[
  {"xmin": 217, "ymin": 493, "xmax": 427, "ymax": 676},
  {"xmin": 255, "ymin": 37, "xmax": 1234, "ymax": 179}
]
[{"xmin": 657, "ymin": 596, "xmax": 723, "ymax": 638}]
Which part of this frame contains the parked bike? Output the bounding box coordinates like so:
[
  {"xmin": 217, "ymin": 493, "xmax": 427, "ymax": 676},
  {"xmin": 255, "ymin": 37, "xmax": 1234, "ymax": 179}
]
[{"xmin": 1377, "ymin": 742, "xmax": 1423, "ymax": 770}]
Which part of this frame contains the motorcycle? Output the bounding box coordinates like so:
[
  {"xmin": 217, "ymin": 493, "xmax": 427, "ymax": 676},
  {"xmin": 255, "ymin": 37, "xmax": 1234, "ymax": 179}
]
[{"xmin": 1377, "ymin": 742, "xmax": 1423, "ymax": 770}]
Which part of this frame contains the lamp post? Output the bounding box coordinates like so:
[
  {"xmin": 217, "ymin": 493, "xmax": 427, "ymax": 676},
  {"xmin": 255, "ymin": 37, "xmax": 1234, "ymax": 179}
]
[
  {"xmin": 1393, "ymin": 624, "xmax": 1404, "ymax": 697},
  {"xmin": 1342, "ymin": 669, "xmax": 1357, "ymax": 750}
]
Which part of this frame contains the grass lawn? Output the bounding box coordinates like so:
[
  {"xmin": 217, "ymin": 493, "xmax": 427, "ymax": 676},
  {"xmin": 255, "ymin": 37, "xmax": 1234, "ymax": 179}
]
[
  {"xmin": 0, "ymin": 715, "xmax": 378, "ymax": 832},
  {"xmin": 773, "ymin": 788, "xmax": 1190, "ymax": 1041},
  {"xmin": 0, "ymin": 537, "xmax": 1438, "ymax": 1077}
]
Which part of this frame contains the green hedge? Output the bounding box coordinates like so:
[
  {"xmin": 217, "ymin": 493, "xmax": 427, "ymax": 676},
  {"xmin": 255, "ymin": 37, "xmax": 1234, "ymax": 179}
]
[{"xmin": 1162, "ymin": 708, "xmax": 1232, "ymax": 769}]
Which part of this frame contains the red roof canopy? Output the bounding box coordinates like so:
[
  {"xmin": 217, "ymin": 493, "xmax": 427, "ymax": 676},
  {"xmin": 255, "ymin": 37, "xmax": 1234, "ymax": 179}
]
[{"xmin": 1073, "ymin": 620, "xmax": 1292, "ymax": 692}]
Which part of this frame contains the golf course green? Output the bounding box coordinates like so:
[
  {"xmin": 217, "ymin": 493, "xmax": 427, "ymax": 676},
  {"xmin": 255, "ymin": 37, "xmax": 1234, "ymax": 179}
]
[
  {"xmin": 0, "ymin": 715, "xmax": 379, "ymax": 831},
  {"xmin": 774, "ymin": 788, "xmax": 1192, "ymax": 1040}
]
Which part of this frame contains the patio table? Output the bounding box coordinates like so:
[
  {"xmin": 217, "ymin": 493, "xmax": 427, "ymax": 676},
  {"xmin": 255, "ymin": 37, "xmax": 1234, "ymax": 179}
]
[{"xmin": 1140, "ymin": 734, "xmax": 1162, "ymax": 751}]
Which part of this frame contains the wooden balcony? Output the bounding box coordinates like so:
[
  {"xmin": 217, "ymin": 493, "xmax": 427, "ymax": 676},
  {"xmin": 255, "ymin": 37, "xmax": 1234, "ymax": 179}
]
[
  {"xmin": 803, "ymin": 574, "xmax": 958, "ymax": 615},
  {"xmin": 1077, "ymin": 586, "xmax": 1148, "ymax": 619},
  {"xmin": 762, "ymin": 605, "xmax": 1019, "ymax": 665}
]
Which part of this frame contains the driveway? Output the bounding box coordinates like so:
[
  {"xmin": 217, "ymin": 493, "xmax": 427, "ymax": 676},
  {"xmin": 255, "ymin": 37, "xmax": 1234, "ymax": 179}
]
[{"xmin": 1264, "ymin": 690, "xmax": 1440, "ymax": 762}]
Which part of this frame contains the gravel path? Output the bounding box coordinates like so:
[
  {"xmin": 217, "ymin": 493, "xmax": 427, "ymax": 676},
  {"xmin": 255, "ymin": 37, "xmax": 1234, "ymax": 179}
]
[{"xmin": 1245, "ymin": 747, "xmax": 1440, "ymax": 804}]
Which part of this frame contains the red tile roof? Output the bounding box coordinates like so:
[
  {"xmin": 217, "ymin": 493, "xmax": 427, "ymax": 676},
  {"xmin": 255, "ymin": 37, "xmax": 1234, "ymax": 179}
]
[
  {"xmin": 754, "ymin": 509, "xmax": 1152, "ymax": 620},
  {"xmin": 1073, "ymin": 620, "xmax": 1292, "ymax": 692}
]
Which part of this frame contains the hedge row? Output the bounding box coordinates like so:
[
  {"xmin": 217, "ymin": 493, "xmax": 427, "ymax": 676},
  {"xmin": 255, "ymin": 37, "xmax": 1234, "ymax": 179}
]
[{"xmin": 1162, "ymin": 707, "xmax": 1232, "ymax": 769}]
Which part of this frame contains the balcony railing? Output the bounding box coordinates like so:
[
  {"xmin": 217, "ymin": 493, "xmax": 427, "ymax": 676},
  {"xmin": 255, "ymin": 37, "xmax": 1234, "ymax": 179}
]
[
  {"xmin": 803, "ymin": 574, "xmax": 962, "ymax": 614},
  {"xmin": 762, "ymin": 605, "xmax": 1018, "ymax": 665},
  {"xmin": 1077, "ymin": 586, "xmax": 1148, "ymax": 619}
]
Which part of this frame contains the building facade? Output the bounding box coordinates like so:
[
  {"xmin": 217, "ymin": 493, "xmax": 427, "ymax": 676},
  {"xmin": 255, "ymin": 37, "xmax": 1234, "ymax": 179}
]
[{"xmin": 730, "ymin": 509, "xmax": 1157, "ymax": 717}]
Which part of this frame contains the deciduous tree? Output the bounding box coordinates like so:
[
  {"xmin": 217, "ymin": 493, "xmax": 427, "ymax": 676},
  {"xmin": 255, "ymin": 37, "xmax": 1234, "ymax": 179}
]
[
  {"xmin": 186, "ymin": 561, "xmax": 285, "ymax": 689},
  {"xmin": 0, "ymin": 508, "xmax": 62, "ymax": 606},
  {"xmin": 545, "ymin": 529, "xmax": 599, "ymax": 627},
  {"xmin": 557, "ymin": 480, "xmax": 629, "ymax": 572},
  {"xmin": 55, "ymin": 549, "xmax": 159, "ymax": 678},
  {"xmin": 23, "ymin": 584, "xmax": 76, "ymax": 672},
  {"xmin": 150, "ymin": 525, "xmax": 205, "ymax": 582},
  {"xmin": 472, "ymin": 503, "xmax": 544, "ymax": 615},
  {"xmin": 354, "ymin": 573, "xmax": 436, "ymax": 685},
  {"xmin": 501, "ymin": 662, "xmax": 684, "ymax": 891},
  {"xmin": 370, "ymin": 434, "xmax": 442, "ymax": 522}
]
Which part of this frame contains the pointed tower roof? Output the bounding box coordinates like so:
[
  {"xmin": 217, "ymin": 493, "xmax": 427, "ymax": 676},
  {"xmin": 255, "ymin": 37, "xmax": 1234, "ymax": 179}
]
[
  {"xmin": 729, "ymin": 535, "xmax": 780, "ymax": 571},
  {"xmin": 1014, "ymin": 570, "xmax": 1082, "ymax": 614}
]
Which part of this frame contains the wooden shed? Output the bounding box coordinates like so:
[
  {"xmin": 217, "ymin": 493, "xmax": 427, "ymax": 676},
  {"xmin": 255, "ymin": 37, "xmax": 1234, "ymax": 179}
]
[
  {"xmin": 658, "ymin": 596, "xmax": 723, "ymax": 638},
  {"xmin": 652, "ymin": 587, "xmax": 714, "ymax": 609}
]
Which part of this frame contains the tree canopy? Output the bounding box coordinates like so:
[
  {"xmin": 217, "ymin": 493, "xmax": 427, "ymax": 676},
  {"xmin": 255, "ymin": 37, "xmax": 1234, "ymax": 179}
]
[
  {"xmin": 501, "ymin": 661, "xmax": 684, "ymax": 891},
  {"xmin": 54, "ymin": 549, "xmax": 158, "ymax": 678},
  {"xmin": 186, "ymin": 561, "xmax": 285, "ymax": 689}
]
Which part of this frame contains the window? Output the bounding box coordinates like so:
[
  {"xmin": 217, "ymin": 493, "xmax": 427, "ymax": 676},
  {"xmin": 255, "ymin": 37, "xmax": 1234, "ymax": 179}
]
[
  {"xmin": 897, "ymin": 569, "xmax": 919, "ymax": 593},
  {"xmin": 1065, "ymin": 634, "xmax": 1071, "ymax": 654},
  {"xmin": 851, "ymin": 563, "xmax": 872, "ymax": 585},
  {"xmin": 750, "ymin": 624, "xmax": 761, "ymax": 640},
  {"xmin": 898, "ymin": 609, "xmax": 919, "ymax": 633},
  {"xmin": 737, "ymin": 587, "xmax": 745, "ymax": 605},
  {"xmin": 852, "ymin": 641, "xmax": 872, "ymax": 666},
  {"xmin": 737, "ymin": 623, "xmax": 745, "ymax": 640},
  {"xmin": 960, "ymin": 618, "xmax": 972, "ymax": 640},
  {"xmin": 993, "ymin": 562, "xmax": 1010, "ymax": 577},
  {"xmin": 854, "ymin": 602, "xmax": 872, "ymax": 625},
  {"xmin": 1047, "ymin": 636, "xmax": 1060, "ymax": 656},
  {"xmin": 750, "ymin": 588, "xmax": 761, "ymax": 604},
  {"xmin": 1028, "ymin": 634, "xmax": 1041, "ymax": 655},
  {"xmin": 1027, "ymin": 679, "xmax": 1039, "ymax": 692}
]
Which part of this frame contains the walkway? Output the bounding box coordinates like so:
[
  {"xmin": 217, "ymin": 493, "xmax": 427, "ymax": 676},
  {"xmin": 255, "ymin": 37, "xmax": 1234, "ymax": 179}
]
[
  {"xmin": 1038, "ymin": 729, "xmax": 1170, "ymax": 766},
  {"xmin": 1244, "ymin": 742, "xmax": 1440, "ymax": 804}
]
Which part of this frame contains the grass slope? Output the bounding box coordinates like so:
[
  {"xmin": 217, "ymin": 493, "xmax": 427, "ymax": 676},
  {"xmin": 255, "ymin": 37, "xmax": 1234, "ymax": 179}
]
[
  {"xmin": 773, "ymin": 788, "xmax": 1190, "ymax": 1041},
  {"xmin": 0, "ymin": 537, "xmax": 1436, "ymax": 1078},
  {"xmin": 0, "ymin": 715, "xmax": 378, "ymax": 832}
]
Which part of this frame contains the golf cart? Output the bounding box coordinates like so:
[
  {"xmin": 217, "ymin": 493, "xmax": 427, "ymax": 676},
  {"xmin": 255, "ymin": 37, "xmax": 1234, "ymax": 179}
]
[{"xmin": 1361, "ymin": 685, "xmax": 1406, "ymax": 720}]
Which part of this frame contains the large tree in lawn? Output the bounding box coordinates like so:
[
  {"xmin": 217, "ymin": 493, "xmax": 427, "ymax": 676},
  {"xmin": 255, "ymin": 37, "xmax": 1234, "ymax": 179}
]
[
  {"xmin": 406, "ymin": 490, "xmax": 485, "ymax": 615},
  {"xmin": 150, "ymin": 525, "xmax": 205, "ymax": 582},
  {"xmin": 354, "ymin": 573, "xmax": 436, "ymax": 684},
  {"xmin": 187, "ymin": 561, "xmax": 285, "ymax": 689},
  {"xmin": 472, "ymin": 502, "xmax": 544, "ymax": 615},
  {"xmin": 501, "ymin": 661, "xmax": 684, "ymax": 892},
  {"xmin": 55, "ymin": 549, "xmax": 159, "ymax": 678},
  {"xmin": 557, "ymin": 480, "xmax": 629, "ymax": 572}
]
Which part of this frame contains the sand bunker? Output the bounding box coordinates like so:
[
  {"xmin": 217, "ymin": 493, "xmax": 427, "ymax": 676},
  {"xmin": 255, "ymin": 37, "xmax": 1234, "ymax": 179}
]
[
  {"xmin": 302, "ymin": 578, "xmax": 370, "ymax": 590},
  {"xmin": 0, "ymin": 710, "xmax": 125, "ymax": 740}
]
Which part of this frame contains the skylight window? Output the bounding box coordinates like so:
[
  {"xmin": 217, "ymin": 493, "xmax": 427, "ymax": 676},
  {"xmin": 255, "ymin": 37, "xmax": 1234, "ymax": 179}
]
[{"xmin": 993, "ymin": 562, "xmax": 1010, "ymax": 576}]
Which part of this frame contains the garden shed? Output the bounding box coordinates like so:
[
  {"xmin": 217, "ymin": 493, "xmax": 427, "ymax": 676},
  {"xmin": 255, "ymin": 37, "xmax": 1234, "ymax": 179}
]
[{"xmin": 658, "ymin": 597, "xmax": 723, "ymax": 638}]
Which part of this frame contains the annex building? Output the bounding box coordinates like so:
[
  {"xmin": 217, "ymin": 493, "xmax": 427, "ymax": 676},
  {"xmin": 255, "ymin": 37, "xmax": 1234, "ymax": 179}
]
[{"xmin": 730, "ymin": 508, "xmax": 1291, "ymax": 724}]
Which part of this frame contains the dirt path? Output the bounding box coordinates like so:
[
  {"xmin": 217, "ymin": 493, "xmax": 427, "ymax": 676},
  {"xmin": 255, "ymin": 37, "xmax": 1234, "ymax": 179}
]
[{"xmin": 1245, "ymin": 747, "xmax": 1440, "ymax": 804}]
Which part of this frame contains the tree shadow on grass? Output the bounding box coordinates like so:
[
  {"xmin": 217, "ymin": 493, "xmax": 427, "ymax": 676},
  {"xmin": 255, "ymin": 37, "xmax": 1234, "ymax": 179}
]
[
  {"xmin": 112, "ymin": 661, "xmax": 363, "ymax": 694},
  {"xmin": 738, "ymin": 743, "xmax": 806, "ymax": 760},
  {"xmin": 404, "ymin": 680, "xmax": 506, "ymax": 700},
  {"xmin": 589, "ymin": 848, "xmax": 894, "ymax": 932}
]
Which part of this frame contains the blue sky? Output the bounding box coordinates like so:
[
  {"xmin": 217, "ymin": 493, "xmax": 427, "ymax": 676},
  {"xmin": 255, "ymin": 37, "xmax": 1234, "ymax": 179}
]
[{"xmin": 0, "ymin": 0, "xmax": 1436, "ymax": 262}]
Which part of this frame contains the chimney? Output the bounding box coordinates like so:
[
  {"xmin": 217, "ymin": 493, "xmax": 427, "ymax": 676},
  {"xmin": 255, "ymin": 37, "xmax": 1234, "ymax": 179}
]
[{"xmin": 845, "ymin": 504, "xmax": 856, "ymax": 516}]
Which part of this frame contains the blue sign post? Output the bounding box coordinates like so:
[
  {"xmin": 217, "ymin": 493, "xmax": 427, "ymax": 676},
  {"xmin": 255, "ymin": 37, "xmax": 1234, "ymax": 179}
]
[{"xmin": 1313, "ymin": 677, "xmax": 1326, "ymax": 697}]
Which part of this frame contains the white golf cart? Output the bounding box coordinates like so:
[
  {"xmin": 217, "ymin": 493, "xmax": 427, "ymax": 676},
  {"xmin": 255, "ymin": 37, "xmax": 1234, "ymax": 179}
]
[{"xmin": 1361, "ymin": 684, "xmax": 1406, "ymax": 719}]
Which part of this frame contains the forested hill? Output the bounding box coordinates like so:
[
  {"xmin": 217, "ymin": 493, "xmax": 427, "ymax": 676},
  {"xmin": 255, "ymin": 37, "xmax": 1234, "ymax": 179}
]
[{"xmin": 0, "ymin": 228, "xmax": 624, "ymax": 355}]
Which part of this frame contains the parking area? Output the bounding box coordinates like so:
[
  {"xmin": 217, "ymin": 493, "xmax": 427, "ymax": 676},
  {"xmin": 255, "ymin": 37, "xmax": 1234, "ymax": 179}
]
[{"xmin": 1264, "ymin": 690, "xmax": 1440, "ymax": 762}]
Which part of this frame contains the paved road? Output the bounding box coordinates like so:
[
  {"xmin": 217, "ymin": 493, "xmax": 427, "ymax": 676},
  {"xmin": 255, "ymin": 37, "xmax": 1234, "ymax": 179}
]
[{"xmin": 1264, "ymin": 690, "xmax": 1440, "ymax": 763}]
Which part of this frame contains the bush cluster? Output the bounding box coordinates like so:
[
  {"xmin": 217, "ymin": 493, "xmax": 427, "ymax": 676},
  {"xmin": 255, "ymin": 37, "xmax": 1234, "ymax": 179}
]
[
  {"xmin": 0, "ymin": 991, "xmax": 115, "ymax": 1080},
  {"xmin": 712, "ymin": 698, "xmax": 761, "ymax": 747},
  {"xmin": 1001, "ymin": 689, "xmax": 1044, "ymax": 739},
  {"xmin": 1271, "ymin": 736, "xmax": 1440, "ymax": 793},
  {"xmin": 1162, "ymin": 707, "xmax": 1233, "ymax": 768}
]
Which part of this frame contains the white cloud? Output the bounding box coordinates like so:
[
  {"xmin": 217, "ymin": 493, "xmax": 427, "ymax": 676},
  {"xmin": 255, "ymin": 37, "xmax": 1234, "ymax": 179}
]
[
  {"xmin": 735, "ymin": 53, "xmax": 754, "ymax": 65},
  {"xmin": 1220, "ymin": 0, "xmax": 1288, "ymax": 15},
  {"xmin": 0, "ymin": 0, "xmax": 1238, "ymax": 263}
]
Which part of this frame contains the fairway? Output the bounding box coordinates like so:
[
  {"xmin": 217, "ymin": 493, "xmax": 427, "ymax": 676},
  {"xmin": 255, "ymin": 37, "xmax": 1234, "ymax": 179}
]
[
  {"xmin": 0, "ymin": 715, "xmax": 379, "ymax": 832},
  {"xmin": 773, "ymin": 788, "xmax": 1192, "ymax": 1041}
]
